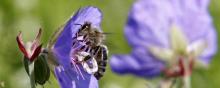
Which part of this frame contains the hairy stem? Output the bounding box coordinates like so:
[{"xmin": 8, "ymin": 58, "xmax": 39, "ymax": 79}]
[{"xmin": 182, "ymin": 58, "xmax": 191, "ymax": 88}]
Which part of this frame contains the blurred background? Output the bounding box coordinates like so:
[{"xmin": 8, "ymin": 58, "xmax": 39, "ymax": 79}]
[{"xmin": 0, "ymin": 0, "xmax": 219, "ymax": 88}]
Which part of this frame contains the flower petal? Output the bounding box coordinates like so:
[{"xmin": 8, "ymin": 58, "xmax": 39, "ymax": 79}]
[
  {"xmin": 110, "ymin": 55, "xmax": 140, "ymax": 74},
  {"xmin": 31, "ymin": 28, "xmax": 42, "ymax": 51},
  {"xmin": 110, "ymin": 47, "xmax": 164, "ymax": 77},
  {"xmin": 30, "ymin": 44, "xmax": 42, "ymax": 61},
  {"xmin": 16, "ymin": 32, "xmax": 29, "ymax": 58},
  {"xmin": 55, "ymin": 66, "xmax": 98, "ymax": 88},
  {"xmin": 187, "ymin": 39, "xmax": 207, "ymax": 57},
  {"xmin": 199, "ymin": 27, "xmax": 217, "ymax": 64},
  {"xmin": 125, "ymin": 0, "xmax": 172, "ymax": 48},
  {"xmin": 110, "ymin": 54, "xmax": 163, "ymax": 78}
]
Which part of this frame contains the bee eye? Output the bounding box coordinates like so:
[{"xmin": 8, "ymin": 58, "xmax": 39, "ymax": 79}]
[{"xmin": 81, "ymin": 25, "xmax": 88, "ymax": 30}]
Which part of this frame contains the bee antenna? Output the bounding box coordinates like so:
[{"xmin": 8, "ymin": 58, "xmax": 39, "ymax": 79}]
[
  {"xmin": 74, "ymin": 24, "xmax": 82, "ymax": 26},
  {"xmin": 102, "ymin": 32, "xmax": 114, "ymax": 35}
]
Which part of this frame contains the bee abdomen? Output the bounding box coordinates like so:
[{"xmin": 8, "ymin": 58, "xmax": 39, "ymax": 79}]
[
  {"xmin": 98, "ymin": 67, "xmax": 106, "ymax": 72},
  {"xmin": 98, "ymin": 65, "xmax": 106, "ymax": 69},
  {"xmin": 94, "ymin": 60, "xmax": 106, "ymax": 80},
  {"xmin": 94, "ymin": 45, "xmax": 108, "ymax": 80},
  {"xmin": 94, "ymin": 71, "xmax": 104, "ymax": 80},
  {"xmin": 98, "ymin": 60, "xmax": 107, "ymax": 67}
]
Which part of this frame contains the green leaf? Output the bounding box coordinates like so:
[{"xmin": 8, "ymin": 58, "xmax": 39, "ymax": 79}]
[
  {"xmin": 30, "ymin": 71, "xmax": 36, "ymax": 88},
  {"xmin": 23, "ymin": 57, "xmax": 30, "ymax": 76}
]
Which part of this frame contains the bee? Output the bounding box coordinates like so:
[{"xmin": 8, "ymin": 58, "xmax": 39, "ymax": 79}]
[{"xmin": 72, "ymin": 22, "xmax": 108, "ymax": 80}]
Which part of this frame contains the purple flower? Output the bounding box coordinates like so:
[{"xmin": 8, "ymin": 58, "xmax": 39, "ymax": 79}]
[
  {"xmin": 110, "ymin": 0, "xmax": 217, "ymax": 78},
  {"xmin": 51, "ymin": 6, "xmax": 102, "ymax": 88}
]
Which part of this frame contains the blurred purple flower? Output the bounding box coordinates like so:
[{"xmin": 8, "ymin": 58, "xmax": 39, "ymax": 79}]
[
  {"xmin": 51, "ymin": 6, "xmax": 102, "ymax": 88},
  {"xmin": 110, "ymin": 0, "xmax": 217, "ymax": 78}
]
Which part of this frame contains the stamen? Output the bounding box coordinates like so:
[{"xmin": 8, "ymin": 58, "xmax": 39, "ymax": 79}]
[
  {"xmin": 76, "ymin": 64, "xmax": 85, "ymax": 80},
  {"xmin": 163, "ymin": 56, "xmax": 194, "ymax": 78},
  {"xmin": 71, "ymin": 58, "xmax": 85, "ymax": 80}
]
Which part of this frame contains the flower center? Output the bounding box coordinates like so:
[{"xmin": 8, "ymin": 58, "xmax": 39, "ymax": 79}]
[
  {"xmin": 148, "ymin": 24, "xmax": 207, "ymax": 78},
  {"xmin": 162, "ymin": 56, "xmax": 194, "ymax": 77}
]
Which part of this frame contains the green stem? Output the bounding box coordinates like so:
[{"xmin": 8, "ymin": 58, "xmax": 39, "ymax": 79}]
[
  {"xmin": 182, "ymin": 59, "xmax": 191, "ymax": 88},
  {"xmin": 30, "ymin": 72, "xmax": 36, "ymax": 88},
  {"xmin": 183, "ymin": 75, "xmax": 190, "ymax": 88},
  {"xmin": 159, "ymin": 78, "xmax": 174, "ymax": 88},
  {"xmin": 29, "ymin": 62, "xmax": 36, "ymax": 88}
]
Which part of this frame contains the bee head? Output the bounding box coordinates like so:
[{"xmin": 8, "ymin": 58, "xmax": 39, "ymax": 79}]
[{"xmin": 76, "ymin": 22, "xmax": 104, "ymax": 47}]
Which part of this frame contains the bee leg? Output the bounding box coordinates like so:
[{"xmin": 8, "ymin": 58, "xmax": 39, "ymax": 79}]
[
  {"xmin": 101, "ymin": 45, "xmax": 108, "ymax": 61},
  {"xmin": 82, "ymin": 56, "xmax": 98, "ymax": 74},
  {"xmin": 74, "ymin": 23, "xmax": 83, "ymax": 27},
  {"xmin": 76, "ymin": 51, "xmax": 98, "ymax": 74},
  {"xmin": 84, "ymin": 46, "xmax": 90, "ymax": 52},
  {"xmin": 93, "ymin": 46, "xmax": 101, "ymax": 56}
]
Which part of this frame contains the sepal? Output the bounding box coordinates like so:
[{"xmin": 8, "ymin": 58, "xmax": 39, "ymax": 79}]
[{"xmin": 34, "ymin": 53, "xmax": 50, "ymax": 85}]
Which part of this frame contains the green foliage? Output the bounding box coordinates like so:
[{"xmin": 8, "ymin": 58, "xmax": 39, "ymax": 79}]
[
  {"xmin": 23, "ymin": 57, "xmax": 31, "ymax": 76},
  {"xmin": 0, "ymin": 0, "xmax": 219, "ymax": 88}
]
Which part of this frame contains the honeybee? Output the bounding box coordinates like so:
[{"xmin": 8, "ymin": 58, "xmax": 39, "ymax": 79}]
[{"xmin": 72, "ymin": 22, "xmax": 108, "ymax": 80}]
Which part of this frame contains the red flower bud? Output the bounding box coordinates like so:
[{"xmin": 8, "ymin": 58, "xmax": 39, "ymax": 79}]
[{"xmin": 16, "ymin": 28, "xmax": 43, "ymax": 62}]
